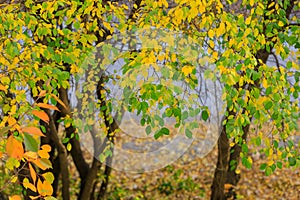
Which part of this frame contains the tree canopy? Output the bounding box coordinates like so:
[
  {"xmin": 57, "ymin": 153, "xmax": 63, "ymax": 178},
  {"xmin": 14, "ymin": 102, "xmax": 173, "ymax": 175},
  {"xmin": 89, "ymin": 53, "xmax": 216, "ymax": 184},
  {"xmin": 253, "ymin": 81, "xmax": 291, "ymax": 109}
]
[{"xmin": 0, "ymin": 0, "xmax": 299, "ymax": 199}]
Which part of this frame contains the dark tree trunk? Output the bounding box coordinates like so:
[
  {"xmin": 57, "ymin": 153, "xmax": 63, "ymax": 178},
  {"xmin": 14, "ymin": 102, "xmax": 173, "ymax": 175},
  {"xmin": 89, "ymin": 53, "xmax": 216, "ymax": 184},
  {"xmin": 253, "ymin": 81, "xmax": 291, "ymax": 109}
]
[{"xmin": 211, "ymin": 116, "xmax": 230, "ymax": 200}]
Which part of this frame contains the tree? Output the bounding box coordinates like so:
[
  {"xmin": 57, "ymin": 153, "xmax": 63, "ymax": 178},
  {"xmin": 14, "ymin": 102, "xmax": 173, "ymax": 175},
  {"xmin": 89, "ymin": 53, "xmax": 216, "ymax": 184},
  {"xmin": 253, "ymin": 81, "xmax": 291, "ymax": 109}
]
[{"xmin": 0, "ymin": 0, "xmax": 299, "ymax": 199}]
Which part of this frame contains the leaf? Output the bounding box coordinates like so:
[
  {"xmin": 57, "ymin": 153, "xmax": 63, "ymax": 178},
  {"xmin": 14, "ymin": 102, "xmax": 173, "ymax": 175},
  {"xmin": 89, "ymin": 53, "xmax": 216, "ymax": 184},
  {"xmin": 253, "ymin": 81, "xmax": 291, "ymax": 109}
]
[
  {"xmin": 288, "ymin": 157, "xmax": 296, "ymax": 166},
  {"xmin": 28, "ymin": 163, "xmax": 37, "ymax": 184},
  {"xmin": 23, "ymin": 133, "xmax": 39, "ymax": 152},
  {"xmin": 23, "ymin": 178, "xmax": 37, "ymax": 192},
  {"xmin": 38, "ymin": 149, "xmax": 50, "ymax": 159},
  {"xmin": 36, "ymin": 103, "xmax": 59, "ymax": 111},
  {"xmin": 32, "ymin": 110, "xmax": 49, "ymax": 124},
  {"xmin": 43, "ymin": 172, "xmax": 55, "ymax": 184},
  {"xmin": 41, "ymin": 144, "xmax": 51, "ymax": 152},
  {"xmin": 0, "ymin": 84, "xmax": 7, "ymax": 93},
  {"xmin": 37, "ymin": 179, "xmax": 53, "ymax": 196},
  {"xmin": 32, "ymin": 158, "xmax": 52, "ymax": 170},
  {"xmin": 185, "ymin": 128, "xmax": 193, "ymax": 138},
  {"xmin": 263, "ymin": 101, "xmax": 273, "ymax": 110},
  {"xmin": 208, "ymin": 29, "xmax": 214, "ymax": 38},
  {"xmin": 6, "ymin": 135, "xmax": 24, "ymax": 160},
  {"xmin": 38, "ymin": 90, "xmax": 47, "ymax": 97},
  {"xmin": 201, "ymin": 110, "xmax": 209, "ymax": 121},
  {"xmin": 22, "ymin": 127, "xmax": 45, "ymax": 137},
  {"xmin": 144, "ymin": 125, "xmax": 151, "ymax": 135},
  {"xmin": 0, "ymin": 126, "xmax": 12, "ymax": 136},
  {"xmin": 9, "ymin": 195, "xmax": 22, "ymax": 200},
  {"xmin": 182, "ymin": 66, "xmax": 193, "ymax": 76},
  {"xmin": 154, "ymin": 127, "xmax": 170, "ymax": 139},
  {"xmin": 51, "ymin": 94, "xmax": 67, "ymax": 110}
]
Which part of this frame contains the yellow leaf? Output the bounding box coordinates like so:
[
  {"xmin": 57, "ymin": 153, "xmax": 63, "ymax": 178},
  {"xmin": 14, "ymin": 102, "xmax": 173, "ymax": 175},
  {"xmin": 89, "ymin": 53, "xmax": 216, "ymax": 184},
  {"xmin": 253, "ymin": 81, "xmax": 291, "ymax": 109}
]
[
  {"xmin": 24, "ymin": 152, "xmax": 38, "ymax": 160},
  {"xmin": 6, "ymin": 135, "xmax": 24, "ymax": 160},
  {"xmin": 22, "ymin": 127, "xmax": 45, "ymax": 137},
  {"xmin": 278, "ymin": 21, "xmax": 284, "ymax": 27},
  {"xmin": 67, "ymin": 143, "xmax": 72, "ymax": 151},
  {"xmin": 212, "ymin": 52, "xmax": 218, "ymax": 60},
  {"xmin": 182, "ymin": 66, "xmax": 194, "ymax": 76},
  {"xmin": 11, "ymin": 176, "xmax": 18, "ymax": 183},
  {"xmin": 262, "ymin": 78, "xmax": 268, "ymax": 88},
  {"xmin": 245, "ymin": 16, "xmax": 251, "ymax": 25},
  {"xmin": 42, "ymin": 172, "xmax": 55, "ymax": 184},
  {"xmin": 208, "ymin": 29, "xmax": 214, "ymax": 38},
  {"xmin": 32, "ymin": 110, "xmax": 49, "ymax": 124},
  {"xmin": 36, "ymin": 103, "xmax": 59, "ymax": 111},
  {"xmin": 216, "ymin": 22, "xmax": 225, "ymax": 37},
  {"xmin": 199, "ymin": 4, "xmax": 205, "ymax": 13},
  {"xmin": 23, "ymin": 178, "xmax": 37, "ymax": 192}
]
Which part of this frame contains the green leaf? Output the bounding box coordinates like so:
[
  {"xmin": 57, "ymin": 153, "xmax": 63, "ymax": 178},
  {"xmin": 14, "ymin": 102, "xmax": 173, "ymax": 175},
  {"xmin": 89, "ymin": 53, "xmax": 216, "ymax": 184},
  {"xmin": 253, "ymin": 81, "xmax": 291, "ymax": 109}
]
[
  {"xmin": 154, "ymin": 127, "xmax": 170, "ymax": 139},
  {"xmin": 259, "ymin": 163, "xmax": 267, "ymax": 170},
  {"xmin": 288, "ymin": 157, "xmax": 296, "ymax": 166},
  {"xmin": 276, "ymin": 161, "xmax": 283, "ymax": 169},
  {"xmin": 241, "ymin": 144, "xmax": 248, "ymax": 153},
  {"xmin": 263, "ymin": 101, "xmax": 273, "ymax": 110},
  {"xmin": 185, "ymin": 128, "xmax": 192, "ymax": 138},
  {"xmin": 201, "ymin": 110, "xmax": 209, "ymax": 121},
  {"xmin": 24, "ymin": 133, "xmax": 39, "ymax": 152},
  {"xmin": 265, "ymin": 166, "xmax": 272, "ymax": 176},
  {"xmin": 145, "ymin": 125, "xmax": 151, "ymax": 135}
]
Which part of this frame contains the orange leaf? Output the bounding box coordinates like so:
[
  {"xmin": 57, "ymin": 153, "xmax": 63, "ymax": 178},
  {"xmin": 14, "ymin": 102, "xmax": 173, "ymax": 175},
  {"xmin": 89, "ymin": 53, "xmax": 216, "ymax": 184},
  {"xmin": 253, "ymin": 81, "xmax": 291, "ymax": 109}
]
[
  {"xmin": 28, "ymin": 163, "xmax": 37, "ymax": 184},
  {"xmin": 51, "ymin": 94, "xmax": 67, "ymax": 110},
  {"xmin": 38, "ymin": 90, "xmax": 47, "ymax": 97},
  {"xmin": 38, "ymin": 149, "xmax": 50, "ymax": 159},
  {"xmin": 37, "ymin": 179, "xmax": 53, "ymax": 196},
  {"xmin": 22, "ymin": 127, "xmax": 45, "ymax": 137},
  {"xmin": 32, "ymin": 110, "xmax": 49, "ymax": 124},
  {"xmin": 6, "ymin": 135, "xmax": 24, "ymax": 160},
  {"xmin": 9, "ymin": 195, "xmax": 22, "ymax": 200},
  {"xmin": 36, "ymin": 103, "xmax": 59, "ymax": 111},
  {"xmin": 41, "ymin": 144, "xmax": 51, "ymax": 152},
  {"xmin": 0, "ymin": 84, "xmax": 7, "ymax": 93}
]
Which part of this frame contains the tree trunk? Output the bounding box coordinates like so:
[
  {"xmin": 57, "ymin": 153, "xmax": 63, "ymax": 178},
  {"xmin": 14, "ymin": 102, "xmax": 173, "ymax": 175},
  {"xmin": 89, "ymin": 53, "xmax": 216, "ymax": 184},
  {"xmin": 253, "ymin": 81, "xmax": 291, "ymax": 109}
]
[{"xmin": 210, "ymin": 115, "xmax": 230, "ymax": 200}]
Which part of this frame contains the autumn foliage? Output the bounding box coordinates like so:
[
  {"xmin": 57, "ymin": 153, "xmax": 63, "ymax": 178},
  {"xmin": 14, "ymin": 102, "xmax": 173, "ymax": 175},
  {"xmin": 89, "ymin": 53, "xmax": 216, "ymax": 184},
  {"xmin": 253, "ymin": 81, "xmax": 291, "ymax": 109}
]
[{"xmin": 0, "ymin": 0, "xmax": 299, "ymax": 199}]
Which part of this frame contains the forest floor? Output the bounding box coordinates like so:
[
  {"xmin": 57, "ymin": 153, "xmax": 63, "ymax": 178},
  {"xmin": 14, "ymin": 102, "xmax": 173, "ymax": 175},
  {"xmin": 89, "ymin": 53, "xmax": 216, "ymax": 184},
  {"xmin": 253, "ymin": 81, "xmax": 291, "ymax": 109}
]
[{"xmin": 103, "ymin": 121, "xmax": 300, "ymax": 200}]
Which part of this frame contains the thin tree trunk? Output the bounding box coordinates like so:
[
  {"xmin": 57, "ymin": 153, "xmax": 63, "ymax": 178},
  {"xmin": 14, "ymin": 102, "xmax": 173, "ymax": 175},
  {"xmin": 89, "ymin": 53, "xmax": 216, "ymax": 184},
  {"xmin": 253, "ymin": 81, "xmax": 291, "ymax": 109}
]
[{"xmin": 210, "ymin": 115, "xmax": 230, "ymax": 200}]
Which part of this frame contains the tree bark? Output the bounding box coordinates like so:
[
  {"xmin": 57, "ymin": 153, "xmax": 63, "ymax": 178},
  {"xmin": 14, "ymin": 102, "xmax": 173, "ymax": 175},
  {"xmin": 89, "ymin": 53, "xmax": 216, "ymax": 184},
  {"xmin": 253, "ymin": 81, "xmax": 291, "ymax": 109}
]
[{"xmin": 211, "ymin": 115, "xmax": 230, "ymax": 200}]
